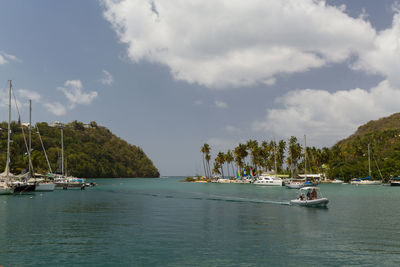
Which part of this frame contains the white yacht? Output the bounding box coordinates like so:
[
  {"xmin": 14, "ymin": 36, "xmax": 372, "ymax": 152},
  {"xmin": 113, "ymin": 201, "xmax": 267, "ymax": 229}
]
[
  {"xmin": 290, "ymin": 187, "xmax": 329, "ymax": 207},
  {"xmin": 350, "ymin": 177, "xmax": 381, "ymax": 185},
  {"xmin": 285, "ymin": 179, "xmax": 306, "ymax": 189},
  {"xmin": 331, "ymin": 179, "xmax": 344, "ymax": 184},
  {"xmin": 254, "ymin": 173, "xmax": 282, "ymax": 186}
]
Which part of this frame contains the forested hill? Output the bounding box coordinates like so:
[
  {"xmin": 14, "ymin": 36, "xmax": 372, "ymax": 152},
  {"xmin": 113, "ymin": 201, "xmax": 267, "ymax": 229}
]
[
  {"xmin": 0, "ymin": 120, "xmax": 159, "ymax": 178},
  {"xmin": 329, "ymin": 113, "xmax": 400, "ymax": 180}
]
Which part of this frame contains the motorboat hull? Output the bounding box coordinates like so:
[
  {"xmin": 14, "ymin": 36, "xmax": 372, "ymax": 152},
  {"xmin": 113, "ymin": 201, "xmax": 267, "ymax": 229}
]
[
  {"xmin": 254, "ymin": 180, "xmax": 283, "ymax": 186},
  {"xmin": 285, "ymin": 183, "xmax": 305, "ymax": 189},
  {"xmin": 390, "ymin": 182, "xmax": 400, "ymax": 186},
  {"xmin": 35, "ymin": 183, "xmax": 55, "ymax": 191},
  {"xmin": 351, "ymin": 181, "xmax": 381, "ymax": 185},
  {"xmin": 55, "ymin": 182, "xmax": 85, "ymax": 190},
  {"xmin": 290, "ymin": 198, "xmax": 329, "ymax": 207}
]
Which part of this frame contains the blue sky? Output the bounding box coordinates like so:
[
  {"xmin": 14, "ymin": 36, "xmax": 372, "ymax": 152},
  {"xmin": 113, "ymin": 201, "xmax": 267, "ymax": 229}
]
[{"xmin": 0, "ymin": 0, "xmax": 399, "ymax": 176}]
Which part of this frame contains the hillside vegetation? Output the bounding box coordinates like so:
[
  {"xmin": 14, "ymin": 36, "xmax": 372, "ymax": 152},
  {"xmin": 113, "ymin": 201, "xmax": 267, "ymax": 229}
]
[
  {"xmin": 329, "ymin": 113, "xmax": 400, "ymax": 180},
  {"xmin": 0, "ymin": 121, "xmax": 159, "ymax": 178}
]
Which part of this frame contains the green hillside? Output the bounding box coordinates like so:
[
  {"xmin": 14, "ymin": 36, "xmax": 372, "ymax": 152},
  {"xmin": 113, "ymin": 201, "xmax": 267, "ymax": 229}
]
[
  {"xmin": 0, "ymin": 120, "xmax": 159, "ymax": 178},
  {"xmin": 329, "ymin": 113, "xmax": 400, "ymax": 181}
]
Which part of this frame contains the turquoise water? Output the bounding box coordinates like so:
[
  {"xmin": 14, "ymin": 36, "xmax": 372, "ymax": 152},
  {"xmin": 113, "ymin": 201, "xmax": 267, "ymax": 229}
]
[{"xmin": 1, "ymin": 178, "xmax": 400, "ymax": 266}]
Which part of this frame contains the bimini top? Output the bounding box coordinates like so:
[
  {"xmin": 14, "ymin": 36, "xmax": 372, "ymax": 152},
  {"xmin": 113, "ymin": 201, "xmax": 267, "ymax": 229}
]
[{"xmin": 299, "ymin": 187, "xmax": 320, "ymax": 191}]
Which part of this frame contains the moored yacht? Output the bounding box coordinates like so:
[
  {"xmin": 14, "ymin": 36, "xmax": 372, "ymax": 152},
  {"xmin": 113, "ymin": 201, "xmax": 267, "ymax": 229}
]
[
  {"xmin": 351, "ymin": 176, "xmax": 381, "ymax": 185},
  {"xmin": 254, "ymin": 173, "xmax": 283, "ymax": 186},
  {"xmin": 285, "ymin": 178, "xmax": 306, "ymax": 189}
]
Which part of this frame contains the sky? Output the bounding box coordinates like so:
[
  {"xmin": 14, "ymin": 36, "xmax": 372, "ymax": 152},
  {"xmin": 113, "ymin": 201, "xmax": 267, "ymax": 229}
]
[{"xmin": 0, "ymin": 0, "xmax": 400, "ymax": 176}]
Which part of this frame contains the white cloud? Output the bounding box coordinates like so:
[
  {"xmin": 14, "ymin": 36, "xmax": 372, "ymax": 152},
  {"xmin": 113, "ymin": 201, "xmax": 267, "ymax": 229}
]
[
  {"xmin": 102, "ymin": 0, "xmax": 375, "ymax": 88},
  {"xmin": 58, "ymin": 80, "xmax": 98, "ymax": 108},
  {"xmin": 16, "ymin": 89, "xmax": 42, "ymax": 102},
  {"xmin": 101, "ymin": 70, "xmax": 114, "ymax": 85},
  {"xmin": 215, "ymin": 100, "xmax": 228, "ymax": 109},
  {"xmin": 253, "ymin": 80, "xmax": 400, "ymax": 146},
  {"xmin": 44, "ymin": 102, "xmax": 67, "ymax": 116},
  {"xmin": 352, "ymin": 10, "xmax": 400, "ymax": 88},
  {"xmin": 0, "ymin": 51, "xmax": 19, "ymax": 65}
]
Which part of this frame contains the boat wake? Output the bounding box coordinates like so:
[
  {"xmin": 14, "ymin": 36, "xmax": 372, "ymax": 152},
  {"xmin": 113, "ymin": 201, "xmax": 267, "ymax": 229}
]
[{"xmin": 142, "ymin": 192, "xmax": 290, "ymax": 206}]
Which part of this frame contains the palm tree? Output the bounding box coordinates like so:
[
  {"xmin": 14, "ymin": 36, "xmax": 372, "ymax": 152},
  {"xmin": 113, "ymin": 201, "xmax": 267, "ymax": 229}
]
[
  {"xmin": 205, "ymin": 153, "xmax": 211, "ymax": 178},
  {"xmin": 277, "ymin": 140, "xmax": 286, "ymax": 173},
  {"xmin": 234, "ymin": 143, "xmax": 248, "ymax": 174},
  {"xmin": 246, "ymin": 140, "xmax": 258, "ymax": 168},
  {"xmin": 215, "ymin": 152, "xmax": 226, "ymax": 178},
  {"xmin": 200, "ymin": 144, "xmax": 207, "ymax": 178},
  {"xmin": 287, "ymin": 136, "xmax": 302, "ymax": 176},
  {"xmin": 213, "ymin": 162, "xmax": 221, "ymax": 176},
  {"xmin": 225, "ymin": 149, "xmax": 234, "ymax": 178},
  {"xmin": 201, "ymin": 143, "xmax": 211, "ymax": 178}
]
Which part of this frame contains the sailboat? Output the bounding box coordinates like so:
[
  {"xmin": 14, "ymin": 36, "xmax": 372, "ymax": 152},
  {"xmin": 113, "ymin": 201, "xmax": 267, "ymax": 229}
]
[
  {"xmin": 350, "ymin": 144, "xmax": 381, "ymax": 185},
  {"xmin": 24, "ymin": 100, "xmax": 55, "ymax": 192},
  {"xmin": 0, "ymin": 80, "xmax": 35, "ymax": 193},
  {"xmin": 53, "ymin": 127, "xmax": 86, "ymax": 189}
]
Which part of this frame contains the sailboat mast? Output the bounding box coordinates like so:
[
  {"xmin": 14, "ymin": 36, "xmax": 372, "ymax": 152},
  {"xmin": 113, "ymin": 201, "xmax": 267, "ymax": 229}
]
[
  {"xmin": 6, "ymin": 80, "xmax": 11, "ymax": 178},
  {"xmin": 28, "ymin": 99, "xmax": 32, "ymax": 177},
  {"xmin": 368, "ymin": 143, "xmax": 371, "ymax": 177},
  {"xmin": 61, "ymin": 127, "xmax": 64, "ymax": 176},
  {"xmin": 304, "ymin": 135, "xmax": 307, "ymax": 178}
]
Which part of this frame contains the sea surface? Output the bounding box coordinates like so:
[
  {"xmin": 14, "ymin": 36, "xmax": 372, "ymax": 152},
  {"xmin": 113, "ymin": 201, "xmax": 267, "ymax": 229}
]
[{"xmin": 1, "ymin": 178, "xmax": 400, "ymax": 266}]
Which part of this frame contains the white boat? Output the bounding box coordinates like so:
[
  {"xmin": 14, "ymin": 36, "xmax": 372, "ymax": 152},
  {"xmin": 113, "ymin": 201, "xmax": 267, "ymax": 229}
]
[
  {"xmin": 351, "ymin": 144, "xmax": 382, "ymax": 185},
  {"xmin": 254, "ymin": 173, "xmax": 282, "ymax": 186},
  {"xmin": 350, "ymin": 177, "xmax": 381, "ymax": 185},
  {"xmin": 290, "ymin": 187, "xmax": 329, "ymax": 207},
  {"xmin": 389, "ymin": 177, "xmax": 400, "ymax": 186},
  {"xmin": 285, "ymin": 179, "xmax": 306, "ymax": 189},
  {"xmin": 331, "ymin": 179, "xmax": 344, "ymax": 184}
]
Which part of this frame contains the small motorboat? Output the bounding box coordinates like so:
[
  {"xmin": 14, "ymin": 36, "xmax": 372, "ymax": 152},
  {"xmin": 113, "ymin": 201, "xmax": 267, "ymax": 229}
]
[
  {"xmin": 389, "ymin": 177, "xmax": 400, "ymax": 186},
  {"xmin": 285, "ymin": 179, "xmax": 306, "ymax": 189},
  {"xmin": 331, "ymin": 179, "xmax": 344, "ymax": 184},
  {"xmin": 290, "ymin": 187, "xmax": 329, "ymax": 207}
]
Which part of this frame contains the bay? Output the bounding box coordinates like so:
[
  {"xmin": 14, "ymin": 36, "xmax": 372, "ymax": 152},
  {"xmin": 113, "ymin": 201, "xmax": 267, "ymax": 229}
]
[{"xmin": 1, "ymin": 178, "xmax": 400, "ymax": 266}]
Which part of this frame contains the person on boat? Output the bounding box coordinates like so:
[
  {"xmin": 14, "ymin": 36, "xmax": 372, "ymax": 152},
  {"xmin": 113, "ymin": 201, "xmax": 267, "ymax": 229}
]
[
  {"xmin": 311, "ymin": 189, "xmax": 317, "ymax": 200},
  {"xmin": 299, "ymin": 194, "xmax": 304, "ymax": 200},
  {"xmin": 306, "ymin": 191, "xmax": 311, "ymax": 200}
]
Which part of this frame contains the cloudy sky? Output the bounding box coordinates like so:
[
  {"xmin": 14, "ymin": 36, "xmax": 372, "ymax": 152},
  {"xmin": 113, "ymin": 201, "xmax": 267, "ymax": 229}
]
[{"xmin": 0, "ymin": 0, "xmax": 399, "ymax": 176}]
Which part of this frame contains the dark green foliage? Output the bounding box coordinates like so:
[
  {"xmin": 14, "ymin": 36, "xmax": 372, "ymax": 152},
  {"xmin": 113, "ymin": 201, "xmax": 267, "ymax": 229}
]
[
  {"xmin": 0, "ymin": 121, "xmax": 159, "ymax": 178},
  {"xmin": 329, "ymin": 113, "xmax": 400, "ymax": 181}
]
